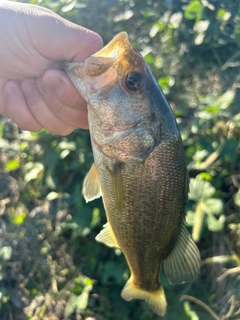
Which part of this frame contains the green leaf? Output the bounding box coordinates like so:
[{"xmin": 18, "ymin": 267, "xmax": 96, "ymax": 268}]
[
  {"xmin": 0, "ymin": 246, "xmax": 12, "ymax": 262},
  {"xmin": 149, "ymin": 21, "xmax": 166, "ymax": 37},
  {"xmin": 184, "ymin": 0, "xmax": 203, "ymax": 21},
  {"xmin": 10, "ymin": 212, "xmax": 27, "ymax": 225},
  {"xmin": 58, "ymin": 141, "xmax": 76, "ymax": 150},
  {"xmin": 217, "ymin": 90, "xmax": 235, "ymax": 109},
  {"xmin": 183, "ymin": 301, "xmax": 199, "ymax": 320},
  {"xmin": 217, "ymin": 9, "xmax": 231, "ymax": 21},
  {"xmin": 61, "ymin": 0, "xmax": 78, "ymax": 13},
  {"xmin": 234, "ymin": 192, "xmax": 240, "ymax": 207},
  {"xmin": 5, "ymin": 159, "xmax": 20, "ymax": 171},
  {"xmin": 189, "ymin": 175, "xmax": 216, "ymax": 201},
  {"xmin": 186, "ymin": 210, "xmax": 195, "ymax": 226},
  {"xmin": 46, "ymin": 191, "xmax": 69, "ymax": 201},
  {"xmin": 90, "ymin": 208, "xmax": 100, "ymax": 228},
  {"xmin": 64, "ymin": 277, "xmax": 93, "ymax": 316},
  {"xmin": 203, "ymin": 198, "xmax": 223, "ymax": 215},
  {"xmin": 169, "ymin": 12, "xmax": 183, "ymax": 29},
  {"xmin": 23, "ymin": 162, "xmax": 44, "ymax": 182},
  {"xmin": 193, "ymin": 20, "xmax": 210, "ymax": 33},
  {"xmin": 206, "ymin": 214, "xmax": 225, "ymax": 232}
]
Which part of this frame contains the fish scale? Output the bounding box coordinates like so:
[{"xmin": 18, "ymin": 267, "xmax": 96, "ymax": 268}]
[{"xmin": 65, "ymin": 31, "xmax": 201, "ymax": 316}]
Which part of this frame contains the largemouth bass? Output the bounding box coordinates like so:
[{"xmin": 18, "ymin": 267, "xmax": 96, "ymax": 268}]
[{"xmin": 65, "ymin": 32, "xmax": 200, "ymax": 316}]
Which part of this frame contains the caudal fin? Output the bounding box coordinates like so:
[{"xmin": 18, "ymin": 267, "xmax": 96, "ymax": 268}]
[{"xmin": 121, "ymin": 278, "xmax": 167, "ymax": 316}]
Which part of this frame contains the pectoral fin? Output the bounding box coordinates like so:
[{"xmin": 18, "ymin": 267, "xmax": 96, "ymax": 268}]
[
  {"xmin": 82, "ymin": 163, "xmax": 102, "ymax": 202},
  {"xmin": 95, "ymin": 222, "xmax": 119, "ymax": 248},
  {"xmin": 164, "ymin": 225, "xmax": 201, "ymax": 284}
]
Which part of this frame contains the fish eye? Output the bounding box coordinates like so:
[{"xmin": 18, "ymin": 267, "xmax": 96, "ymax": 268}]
[{"xmin": 125, "ymin": 72, "xmax": 143, "ymax": 92}]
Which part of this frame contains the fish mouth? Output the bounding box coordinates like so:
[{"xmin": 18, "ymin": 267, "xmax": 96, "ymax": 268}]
[
  {"xmin": 92, "ymin": 32, "xmax": 131, "ymax": 60},
  {"xmin": 64, "ymin": 32, "xmax": 147, "ymax": 96}
]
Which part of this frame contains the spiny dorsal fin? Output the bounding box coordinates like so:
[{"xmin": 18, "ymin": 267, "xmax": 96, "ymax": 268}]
[
  {"xmin": 121, "ymin": 277, "xmax": 167, "ymax": 316},
  {"xmin": 164, "ymin": 224, "xmax": 201, "ymax": 284},
  {"xmin": 82, "ymin": 163, "xmax": 102, "ymax": 202},
  {"xmin": 95, "ymin": 222, "xmax": 119, "ymax": 248}
]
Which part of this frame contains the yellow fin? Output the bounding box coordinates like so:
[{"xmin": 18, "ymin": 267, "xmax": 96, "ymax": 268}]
[
  {"xmin": 121, "ymin": 277, "xmax": 167, "ymax": 316},
  {"xmin": 164, "ymin": 224, "xmax": 201, "ymax": 284},
  {"xmin": 95, "ymin": 222, "xmax": 119, "ymax": 248},
  {"xmin": 82, "ymin": 163, "xmax": 102, "ymax": 202},
  {"xmin": 110, "ymin": 164, "xmax": 124, "ymax": 213}
]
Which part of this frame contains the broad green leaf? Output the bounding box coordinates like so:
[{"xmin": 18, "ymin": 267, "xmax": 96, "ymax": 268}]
[
  {"xmin": 5, "ymin": 159, "xmax": 20, "ymax": 171},
  {"xmin": 193, "ymin": 20, "xmax": 210, "ymax": 33},
  {"xmin": 189, "ymin": 175, "xmax": 216, "ymax": 201},
  {"xmin": 65, "ymin": 277, "xmax": 93, "ymax": 316},
  {"xmin": 186, "ymin": 210, "xmax": 195, "ymax": 225},
  {"xmin": 169, "ymin": 12, "xmax": 183, "ymax": 29},
  {"xmin": 217, "ymin": 90, "xmax": 235, "ymax": 109},
  {"xmin": 60, "ymin": 149, "xmax": 70, "ymax": 159},
  {"xmin": 206, "ymin": 214, "xmax": 225, "ymax": 232},
  {"xmin": 90, "ymin": 208, "xmax": 100, "ymax": 228},
  {"xmin": 10, "ymin": 212, "xmax": 27, "ymax": 225},
  {"xmin": 23, "ymin": 162, "xmax": 44, "ymax": 182},
  {"xmin": 149, "ymin": 24, "xmax": 159, "ymax": 38},
  {"xmin": 184, "ymin": 0, "xmax": 203, "ymax": 21},
  {"xmin": 58, "ymin": 141, "xmax": 76, "ymax": 150},
  {"xmin": 203, "ymin": 198, "xmax": 223, "ymax": 215},
  {"xmin": 194, "ymin": 33, "xmax": 205, "ymax": 45},
  {"xmin": 46, "ymin": 192, "xmax": 70, "ymax": 200},
  {"xmin": 217, "ymin": 9, "xmax": 231, "ymax": 21},
  {"xmin": 0, "ymin": 246, "xmax": 12, "ymax": 262},
  {"xmin": 234, "ymin": 192, "xmax": 240, "ymax": 207},
  {"xmin": 149, "ymin": 21, "xmax": 166, "ymax": 38},
  {"xmin": 61, "ymin": 0, "xmax": 77, "ymax": 13}
]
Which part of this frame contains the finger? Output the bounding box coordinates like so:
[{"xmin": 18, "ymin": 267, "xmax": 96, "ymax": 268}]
[
  {"xmin": 42, "ymin": 69, "xmax": 86, "ymax": 110},
  {"xmin": 21, "ymin": 79, "xmax": 74, "ymax": 135},
  {"xmin": 37, "ymin": 78, "xmax": 89, "ymax": 129},
  {"xmin": 38, "ymin": 18, "xmax": 103, "ymax": 62},
  {"xmin": 3, "ymin": 81, "xmax": 42, "ymax": 131}
]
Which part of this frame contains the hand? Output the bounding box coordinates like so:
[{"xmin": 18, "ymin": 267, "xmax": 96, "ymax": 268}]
[{"xmin": 0, "ymin": 1, "xmax": 102, "ymax": 134}]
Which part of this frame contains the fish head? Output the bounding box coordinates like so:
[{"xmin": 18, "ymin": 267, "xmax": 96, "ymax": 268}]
[{"xmin": 65, "ymin": 32, "xmax": 178, "ymax": 144}]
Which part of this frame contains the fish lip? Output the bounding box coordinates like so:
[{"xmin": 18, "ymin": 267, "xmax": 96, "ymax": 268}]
[{"xmin": 92, "ymin": 32, "xmax": 130, "ymax": 59}]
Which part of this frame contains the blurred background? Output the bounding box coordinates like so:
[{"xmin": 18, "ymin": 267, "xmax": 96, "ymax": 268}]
[{"xmin": 0, "ymin": 0, "xmax": 240, "ymax": 319}]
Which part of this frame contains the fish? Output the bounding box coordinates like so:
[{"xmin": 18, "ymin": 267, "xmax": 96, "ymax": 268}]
[{"xmin": 64, "ymin": 32, "xmax": 201, "ymax": 316}]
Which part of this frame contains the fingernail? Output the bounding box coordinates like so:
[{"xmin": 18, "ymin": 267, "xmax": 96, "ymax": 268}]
[{"xmin": 44, "ymin": 76, "xmax": 63, "ymax": 92}]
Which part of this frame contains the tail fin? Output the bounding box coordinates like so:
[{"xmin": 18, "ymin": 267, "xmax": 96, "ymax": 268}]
[{"xmin": 121, "ymin": 278, "xmax": 167, "ymax": 316}]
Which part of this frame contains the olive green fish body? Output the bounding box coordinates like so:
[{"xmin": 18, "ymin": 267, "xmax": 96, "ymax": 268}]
[
  {"xmin": 93, "ymin": 129, "xmax": 186, "ymax": 288},
  {"xmin": 65, "ymin": 32, "xmax": 200, "ymax": 316}
]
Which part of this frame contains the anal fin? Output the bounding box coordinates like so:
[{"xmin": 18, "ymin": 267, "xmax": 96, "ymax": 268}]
[
  {"xmin": 95, "ymin": 222, "xmax": 119, "ymax": 248},
  {"xmin": 164, "ymin": 224, "xmax": 201, "ymax": 284},
  {"xmin": 82, "ymin": 163, "xmax": 102, "ymax": 202}
]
